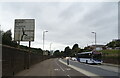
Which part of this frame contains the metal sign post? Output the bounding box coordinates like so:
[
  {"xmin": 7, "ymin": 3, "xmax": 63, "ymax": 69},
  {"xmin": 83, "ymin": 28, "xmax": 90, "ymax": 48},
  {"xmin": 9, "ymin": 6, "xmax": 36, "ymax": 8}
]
[
  {"xmin": 14, "ymin": 19, "xmax": 35, "ymax": 69},
  {"xmin": 17, "ymin": 41, "xmax": 20, "ymax": 48},
  {"xmin": 27, "ymin": 41, "xmax": 31, "ymax": 69}
]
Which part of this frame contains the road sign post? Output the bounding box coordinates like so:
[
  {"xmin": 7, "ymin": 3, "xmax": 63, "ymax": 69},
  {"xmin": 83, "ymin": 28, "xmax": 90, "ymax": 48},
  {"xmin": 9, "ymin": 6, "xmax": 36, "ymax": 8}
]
[
  {"xmin": 14, "ymin": 19, "xmax": 35, "ymax": 69},
  {"xmin": 27, "ymin": 41, "xmax": 31, "ymax": 69}
]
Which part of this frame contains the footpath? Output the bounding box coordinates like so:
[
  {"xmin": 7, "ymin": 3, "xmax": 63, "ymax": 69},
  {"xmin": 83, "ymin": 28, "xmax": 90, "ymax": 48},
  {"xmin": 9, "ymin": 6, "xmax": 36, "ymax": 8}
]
[{"xmin": 15, "ymin": 59, "xmax": 55, "ymax": 76}]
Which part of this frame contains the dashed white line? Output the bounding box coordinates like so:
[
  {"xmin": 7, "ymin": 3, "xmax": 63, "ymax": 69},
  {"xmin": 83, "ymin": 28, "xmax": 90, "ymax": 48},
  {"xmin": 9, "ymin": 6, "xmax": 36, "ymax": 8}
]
[
  {"xmin": 55, "ymin": 61, "xmax": 65, "ymax": 71},
  {"xmin": 66, "ymin": 68, "xmax": 71, "ymax": 71},
  {"xmin": 67, "ymin": 75, "xmax": 71, "ymax": 78},
  {"xmin": 54, "ymin": 69, "xmax": 60, "ymax": 71},
  {"xmin": 55, "ymin": 60, "xmax": 72, "ymax": 78}
]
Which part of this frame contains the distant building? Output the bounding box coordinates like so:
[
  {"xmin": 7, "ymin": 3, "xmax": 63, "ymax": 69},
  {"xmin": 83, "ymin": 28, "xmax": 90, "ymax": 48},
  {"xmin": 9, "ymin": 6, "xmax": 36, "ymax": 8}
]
[
  {"xmin": 115, "ymin": 47, "xmax": 120, "ymax": 50},
  {"xmin": 106, "ymin": 47, "xmax": 112, "ymax": 50},
  {"xmin": 90, "ymin": 45, "xmax": 105, "ymax": 51},
  {"xmin": 43, "ymin": 50, "xmax": 50, "ymax": 55},
  {"xmin": 43, "ymin": 51, "xmax": 48, "ymax": 55},
  {"xmin": 50, "ymin": 50, "xmax": 54, "ymax": 56}
]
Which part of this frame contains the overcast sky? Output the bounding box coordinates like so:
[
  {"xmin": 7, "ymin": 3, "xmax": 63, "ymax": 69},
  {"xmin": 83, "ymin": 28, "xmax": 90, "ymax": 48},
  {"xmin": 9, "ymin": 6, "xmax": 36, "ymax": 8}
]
[{"xmin": 0, "ymin": 0, "xmax": 118, "ymax": 51}]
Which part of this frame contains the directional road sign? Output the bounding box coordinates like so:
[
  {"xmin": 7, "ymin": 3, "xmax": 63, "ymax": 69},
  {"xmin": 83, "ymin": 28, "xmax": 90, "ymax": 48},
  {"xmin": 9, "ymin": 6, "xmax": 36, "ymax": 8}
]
[{"xmin": 14, "ymin": 19, "xmax": 35, "ymax": 41}]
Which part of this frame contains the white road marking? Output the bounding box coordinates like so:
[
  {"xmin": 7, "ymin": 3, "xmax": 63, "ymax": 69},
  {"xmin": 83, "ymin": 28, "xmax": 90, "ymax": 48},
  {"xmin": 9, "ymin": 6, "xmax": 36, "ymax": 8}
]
[
  {"xmin": 59, "ymin": 59, "xmax": 99, "ymax": 76},
  {"xmin": 67, "ymin": 75, "xmax": 71, "ymax": 78},
  {"xmin": 89, "ymin": 65, "xmax": 101, "ymax": 67},
  {"xmin": 66, "ymin": 68, "xmax": 71, "ymax": 71},
  {"xmin": 55, "ymin": 61, "xmax": 65, "ymax": 71},
  {"xmin": 54, "ymin": 69, "xmax": 60, "ymax": 71},
  {"xmin": 55, "ymin": 60, "xmax": 72, "ymax": 78}
]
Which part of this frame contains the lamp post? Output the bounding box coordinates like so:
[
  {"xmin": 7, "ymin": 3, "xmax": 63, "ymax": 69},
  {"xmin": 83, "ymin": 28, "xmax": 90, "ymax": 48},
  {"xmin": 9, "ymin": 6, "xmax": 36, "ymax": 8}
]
[
  {"xmin": 92, "ymin": 32, "xmax": 96, "ymax": 51},
  {"xmin": 43, "ymin": 30, "xmax": 48, "ymax": 50},
  {"xmin": 50, "ymin": 43, "xmax": 53, "ymax": 56},
  {"xmin": 50, "ymin": 43, "xmax": 52, "ymax": 51}
]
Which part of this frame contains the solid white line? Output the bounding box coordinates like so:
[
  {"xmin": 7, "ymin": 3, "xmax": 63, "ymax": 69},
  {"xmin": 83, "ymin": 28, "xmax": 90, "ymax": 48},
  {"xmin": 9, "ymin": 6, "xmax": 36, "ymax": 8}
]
[
  {"xmin": 59, "ymin": 59, "xmax": 99, "ymax": 76},
  {"xmin": 55, "ymin": 61, "xmax": 65, "ymax": 71}
]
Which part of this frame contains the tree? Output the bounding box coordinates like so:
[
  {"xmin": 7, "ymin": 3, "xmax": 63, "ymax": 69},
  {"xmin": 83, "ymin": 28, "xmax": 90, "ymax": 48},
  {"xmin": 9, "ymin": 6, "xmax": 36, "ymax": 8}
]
[
  {"xmin": 64, "ymin": 46, "xmax": 71, "ymax": 57},
  {"xmin": 2, "ymin": 30, "xmax": 18, "ymax": 47},
  {"xmin": 53, "ymin": 50, "xmax": 62, "ymax": 57},
  {"xmin": 71, "ymin": 44, "xmax": 81, "ymax": 56},
  {"xmin": 60, "ymin": 51, "xmax": 64, "ymax": 57},
  {"xmin": 72, "ymin": 44, "xmax": 79, "ymax": 50},
  {"xmin": 115, "ymin": 39, "xmax": 120, "ymax": 47},
  {"xmin": 0, "ymin": 30, "xmax": 4, "ymax": 44},
  {"xmin": 2, "ymin": 30, "xmax": 12, "ymax": 45},
  {"xmin": 83, "ymin": 46, "xmax": 93, "ymax": 52},
  {"xmin": 106, "ymin": 39, "xmax": 120, "ymax": 49}
]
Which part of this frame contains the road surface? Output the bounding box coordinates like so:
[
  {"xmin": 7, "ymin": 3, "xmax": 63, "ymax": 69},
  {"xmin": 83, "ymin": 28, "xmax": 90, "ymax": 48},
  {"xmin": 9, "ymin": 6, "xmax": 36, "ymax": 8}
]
[
  {"xmin": 60, "ymin": 58, "xmax": 119, "ymax": 78},
  {"xmin": 14, "ymin": 58, "xmax": 119, "ymax": 78},
  {"xmin": 16, "ymin": 58, "xmax": 88, "ymax": 78}
]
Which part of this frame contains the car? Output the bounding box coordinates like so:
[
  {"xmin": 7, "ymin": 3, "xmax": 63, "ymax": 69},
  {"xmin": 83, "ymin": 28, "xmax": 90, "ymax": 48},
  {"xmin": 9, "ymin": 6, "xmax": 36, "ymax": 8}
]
[{"xmin": 71, "ymin": 57, "xmax": 77, "ymax": 61}]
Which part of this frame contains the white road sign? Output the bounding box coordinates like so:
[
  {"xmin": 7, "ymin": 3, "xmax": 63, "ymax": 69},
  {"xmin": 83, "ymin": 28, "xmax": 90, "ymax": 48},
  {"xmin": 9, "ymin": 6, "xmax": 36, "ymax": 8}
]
[{"xmin": 14, "ymin": 19, "xmax": 35, "ymax": 41}]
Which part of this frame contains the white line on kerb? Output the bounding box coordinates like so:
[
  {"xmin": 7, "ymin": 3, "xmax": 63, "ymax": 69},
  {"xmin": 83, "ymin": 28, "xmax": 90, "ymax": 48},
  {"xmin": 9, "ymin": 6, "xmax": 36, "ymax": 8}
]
[
  {"xmin": 55, "ymin": 61, "xmax": 65, "ymax": 71},
  {"xmin": 59, "ymin": 59, "xmax": 99, "ymax": 76}
]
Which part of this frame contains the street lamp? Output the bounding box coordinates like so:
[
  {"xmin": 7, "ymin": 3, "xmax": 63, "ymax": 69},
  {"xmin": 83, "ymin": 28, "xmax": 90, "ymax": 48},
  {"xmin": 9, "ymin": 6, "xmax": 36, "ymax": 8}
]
[
  {"xmin": 43, "ymin": 30, "xmax": 48, "ymax": 50},
  {"xmin": 50, "ymin": 43, "xmax": 53, "ymax": 56},
  {"xmin": 92, "ymin": 32, "xmax": 96, "ymax": 51},
  {"xmin": 50, "ymin": 43, "xmax": 52, "ymax": 51}
]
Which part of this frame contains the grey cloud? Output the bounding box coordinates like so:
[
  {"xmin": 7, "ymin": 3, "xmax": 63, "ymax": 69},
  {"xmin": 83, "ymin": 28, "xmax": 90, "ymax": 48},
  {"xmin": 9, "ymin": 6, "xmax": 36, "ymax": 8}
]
[
  {"xmin": 79, "ymin": 2, "xmax": 117, "ymax": 27},
  {"xmin": 59, "ymin": 3, "xmax": 84, "ymax": 20},
  {"xmin": 0, "ymin": 2, "xmax": 118, "ymax": 50}
]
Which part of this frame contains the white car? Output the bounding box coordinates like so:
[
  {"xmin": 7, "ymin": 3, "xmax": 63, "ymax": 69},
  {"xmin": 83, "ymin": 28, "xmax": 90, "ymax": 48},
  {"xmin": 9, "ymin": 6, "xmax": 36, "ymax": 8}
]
[{"xmin": 71, "ymin": 57, "xmax": 77, "ymax": 61}]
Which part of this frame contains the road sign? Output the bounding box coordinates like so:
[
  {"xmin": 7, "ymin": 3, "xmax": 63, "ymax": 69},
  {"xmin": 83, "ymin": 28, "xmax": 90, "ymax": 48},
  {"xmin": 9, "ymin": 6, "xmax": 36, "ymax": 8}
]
[{"xmin": 14, "ymin": 19, "xmax": 35, "ymax": 41}]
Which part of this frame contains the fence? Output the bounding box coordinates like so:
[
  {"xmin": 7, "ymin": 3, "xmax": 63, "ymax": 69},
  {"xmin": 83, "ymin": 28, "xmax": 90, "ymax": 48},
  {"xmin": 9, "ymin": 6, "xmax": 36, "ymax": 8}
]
[{"xmin": 2, "ymin": 45, "xmax": 50, "ymax": 77}]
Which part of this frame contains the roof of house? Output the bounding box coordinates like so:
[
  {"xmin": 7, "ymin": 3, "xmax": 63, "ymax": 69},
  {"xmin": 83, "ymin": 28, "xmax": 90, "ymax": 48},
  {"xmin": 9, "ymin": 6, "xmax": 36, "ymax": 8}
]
[{"xmin": 90, "ymin": 45, "xmax": 105, "ymax": 47}]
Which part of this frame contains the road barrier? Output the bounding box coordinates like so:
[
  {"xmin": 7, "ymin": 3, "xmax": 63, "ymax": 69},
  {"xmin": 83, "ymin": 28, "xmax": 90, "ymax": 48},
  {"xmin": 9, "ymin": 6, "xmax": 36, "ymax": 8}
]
[{"xmin": 2, "ymin": 45, "xmax": 50, "ymax": 77}]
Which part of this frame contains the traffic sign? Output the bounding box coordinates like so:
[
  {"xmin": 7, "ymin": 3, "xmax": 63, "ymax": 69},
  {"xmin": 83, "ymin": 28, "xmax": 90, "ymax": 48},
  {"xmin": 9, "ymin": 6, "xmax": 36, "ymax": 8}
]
[{"xmin": 14, "ymin": 19, "xmax": 35, "ymax": 41}]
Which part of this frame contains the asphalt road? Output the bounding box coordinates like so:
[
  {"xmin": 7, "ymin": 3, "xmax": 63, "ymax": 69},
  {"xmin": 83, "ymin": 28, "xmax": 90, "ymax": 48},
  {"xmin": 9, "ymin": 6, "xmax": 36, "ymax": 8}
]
[
  {"xmin": 60, "ymin": 58, "xmax": 119, "ymax": 78},
  {"xmin": 16, "ymin": 58, "xmax": 89, "ymax": 78}
]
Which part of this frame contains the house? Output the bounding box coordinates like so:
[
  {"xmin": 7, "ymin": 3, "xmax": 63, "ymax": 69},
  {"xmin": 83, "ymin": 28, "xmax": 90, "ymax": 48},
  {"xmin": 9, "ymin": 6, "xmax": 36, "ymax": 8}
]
[{"xmin": 90, "ymin": 45, "xmax": 105, "ymax": 51}]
